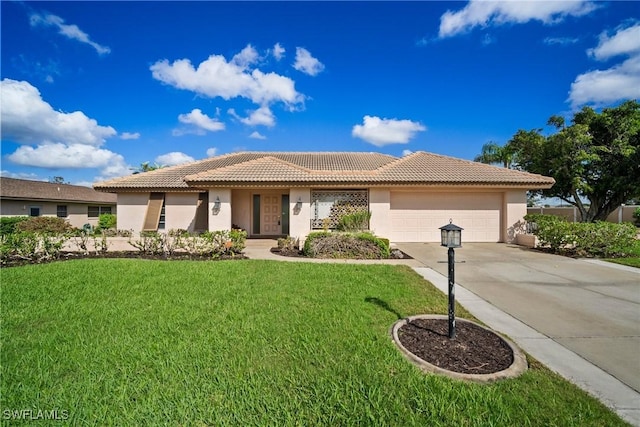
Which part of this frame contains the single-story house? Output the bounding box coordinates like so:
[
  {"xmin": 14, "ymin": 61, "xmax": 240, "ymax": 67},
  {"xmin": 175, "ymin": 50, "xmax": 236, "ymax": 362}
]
[
  {"xmin": 93, "ymin": 151, "xmax": 555, "ymax": 243},
  {"xmin": 0, "ymin": 177, "xmax": 117, "ymax": 229}
]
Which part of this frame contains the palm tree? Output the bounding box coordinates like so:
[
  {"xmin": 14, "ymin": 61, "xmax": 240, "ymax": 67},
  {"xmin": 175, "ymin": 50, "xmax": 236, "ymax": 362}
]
[
  {"xmin": 473, "ymin": 142, "xmax": 514, "ymax": 169},
  {"xmin": 132, "ymin": 161, "xmax": 165, "ymax": 174}
]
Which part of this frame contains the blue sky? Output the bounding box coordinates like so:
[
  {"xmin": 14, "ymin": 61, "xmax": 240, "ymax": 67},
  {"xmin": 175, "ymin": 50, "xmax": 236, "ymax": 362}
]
[{"xmin": 1, "ymin": 1, "xmax": 639, "ymax": 186}]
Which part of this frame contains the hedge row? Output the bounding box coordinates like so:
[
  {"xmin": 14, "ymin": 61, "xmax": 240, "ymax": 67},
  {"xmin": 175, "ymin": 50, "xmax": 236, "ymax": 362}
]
[{"xmin": 524, "ymin": 214, "xmax": 637, "ymax": 258}]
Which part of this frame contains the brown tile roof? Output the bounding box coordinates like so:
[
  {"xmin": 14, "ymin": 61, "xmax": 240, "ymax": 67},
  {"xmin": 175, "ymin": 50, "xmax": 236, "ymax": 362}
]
[
  {"xmin": 93, "ymin": 151, "xmax": 555, "ymax": 191},
  {"xmin": 1, "ymin": 177, "xmax": 117, "ymax": 204}
]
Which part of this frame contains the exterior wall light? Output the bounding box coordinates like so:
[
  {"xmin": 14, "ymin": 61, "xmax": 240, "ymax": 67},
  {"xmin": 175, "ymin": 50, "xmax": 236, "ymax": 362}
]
[
  {"xmin": 439, "ymin": 219, "xmax": 463, "ymax": 339},
  {"xmin": 293, "ymin": 197, "xmax": 302, "ymax": 215},
  {"xmin": 212, "ymin": 196, "xmax": 221, "ymax": 215}
]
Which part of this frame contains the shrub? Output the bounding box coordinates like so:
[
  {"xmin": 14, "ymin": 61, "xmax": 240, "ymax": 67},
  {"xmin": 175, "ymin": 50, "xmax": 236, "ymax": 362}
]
[
  {"xmin": 15, "ymin": 216, "xmax": 74, "ymax": 234},
  {"xmin": 337, "ymin": 210, "xmax": 371, "ymax": 232},
  {"xmin": 524, "ymin": 214, "xmax": 637, "ymax": 257},
  {"xmin": 97, "ymin": 213, "xmax": 117, "ymax": 231},
  {"xmin": 634, "ymin": 207, "xmax": 640, "ymax": 226},
  {"xmin": 0, "ymin": 217, "xmax": 29, "ymax": 235},
  {"xmin": 303, "ymin": 231, "xmax": 390, "ymax": 259},
  {"xmin": 0, "ymin": 231, "xmax": 69, "ymax": 266}
]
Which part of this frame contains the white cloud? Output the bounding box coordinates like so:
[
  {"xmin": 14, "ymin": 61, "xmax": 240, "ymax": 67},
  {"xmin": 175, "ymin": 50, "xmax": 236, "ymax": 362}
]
[
  {"xmin": 155, "ymin": 152, "xmax": 195, "ymax": 166},
  {"xmin": 588, "ymin": 23, "xmax": 640, "ymax": 61},
  {"xmin": 150, "ymin": 45, "xmax": 304, "ymax": 108},
  {"xmin": 232, "ymin": 44, "xmax": 260, "ymax": 68},
  {"xmin": 175, "ymin": 108, "xmax": 225, "ymax": 135},
  {"xmin": 439, "ymin": 0, "xmax": 597, "ymax": 38},
  {"xmin": 228, "ymin": 106, "xmax": 275, "ymax": 127},
  {"xmin": 544, "ymin": 37, "xmax": 579, "ymax": 46},
  {"xmin": 568, "ymin": 56, "xmax": 640, "ymax": 108},
  {"xmin": 402, "ymin": 150, "xmax": 413, "ymax": 157},
  {"xmin": 293, "ymin": 47, "xmax": 325, "ymax": 76},
  {"xmin": 206, "ymin": 147, "xmax": 218, "ymax": 157},
  {"xmin": 1, "ymin": 79, "xmax": 116, "ymax": 146},
  {"xmin": 120, "ymin": 132, "xmax": 140, "ymax": 140},
  {"xmin": 273, "ymin": 43, "xmax": 285, "ymax": 61},
  {"xmin": 7, "ymin": 143, "xmax": 125, "ymax": 169},
  {"xmin": 249, "ymin": 131, "xmax": 267, "ymax": 140},
  {"xmin": 569, "ymin": 23, "xmax": 640, "ymax": 108},
  {"xmin": 30, "ymin": 13, "xmax": 110, "ymax": 55},
  {"xmin": 352, "ymin": 116, "xmax": 426, "ymax": 147},
  {"xmin": 0, "ymin": 79, "xmax": 131, "ymax": 180}
]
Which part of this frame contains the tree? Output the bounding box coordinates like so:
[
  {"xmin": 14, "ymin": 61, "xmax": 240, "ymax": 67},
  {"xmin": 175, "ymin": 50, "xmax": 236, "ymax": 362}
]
[
  {"xmin": 510, "ymin": 100, "xmax": 640, "ymax": 222},
  {"xmin": 132, "ymin": 161, "xmax": 164, "ymax": 174},
  {"xmin": 49, "ymin": 176, "xmax": 67, "ymax": 184},
  {"xmin": 473, "ymin": 141, "xmax": 515, "ymax": 168}
]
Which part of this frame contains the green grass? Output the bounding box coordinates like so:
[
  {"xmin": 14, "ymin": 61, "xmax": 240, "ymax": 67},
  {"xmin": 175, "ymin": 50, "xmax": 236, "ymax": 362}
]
[
  {"xmin": 1, "ymin": 259, "xmax": 628, "ymax": 426},
  {"xmin": 606, "ymin": 239, "xmax": 640, "ymax": 268}
]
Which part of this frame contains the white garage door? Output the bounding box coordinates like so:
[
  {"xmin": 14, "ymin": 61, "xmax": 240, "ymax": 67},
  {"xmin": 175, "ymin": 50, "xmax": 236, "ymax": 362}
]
[{"xmin": 390, "ymin": 192, "xmax": 502, "ymax": 242}]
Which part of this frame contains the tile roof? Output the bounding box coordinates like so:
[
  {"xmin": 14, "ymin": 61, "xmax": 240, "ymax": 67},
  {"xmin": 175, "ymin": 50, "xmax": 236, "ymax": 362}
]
[
  {"xmin": 1, "ymin": 177, "xmax": 117, "ymax": 203},
  {"xmin": 93, "ymin": 151, "xmax": 555, "ymax": 191}
]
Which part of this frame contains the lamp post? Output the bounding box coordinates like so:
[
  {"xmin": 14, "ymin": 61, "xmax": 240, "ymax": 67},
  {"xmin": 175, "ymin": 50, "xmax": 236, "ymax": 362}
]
[{"xmin": 439, "ymin": 220, "xmax": 463, "ymax": 339}]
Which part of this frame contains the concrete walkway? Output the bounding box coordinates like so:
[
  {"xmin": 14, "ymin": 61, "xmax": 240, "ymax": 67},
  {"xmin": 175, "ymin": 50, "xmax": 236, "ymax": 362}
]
[{"xmin": 244, "ymin": 239, "xmax": 640, "ymax": 426}]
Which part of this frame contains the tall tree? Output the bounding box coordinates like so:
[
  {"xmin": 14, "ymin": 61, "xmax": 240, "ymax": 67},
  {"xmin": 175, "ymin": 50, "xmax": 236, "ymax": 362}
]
[
  {"xmin": 132, "ymin": 162, "xmax": 164, "ymax": 174},
  {"xmin": 510, "ymin": 100, "xmax": 640, "ymax": 222},
  {"xmin": 473, "ymin": 141, "xmax": 515, "ymax": 168}
]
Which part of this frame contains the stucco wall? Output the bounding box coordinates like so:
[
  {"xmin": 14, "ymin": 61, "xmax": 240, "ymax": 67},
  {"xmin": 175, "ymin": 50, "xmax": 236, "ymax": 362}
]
[
  {"xmin": 503, "ymin": 190, "xmax": 527, "ymax": 243},
  {"xmin": 116, "ymin": 193, "xmax": 149, "ymax": 233},
  {"xmin": 232, "ymin": 189, "xmax": 251, "ymax": 231},
  {"xmin": 369, "ymin": 188, "xmax": 391, "ymax": 238},
  {"xmin": 289, "ymin": 188, "xmax": 311, "ymax": 242},
  {"xmin": 0, "ymin": 199, "xmax": 115, "ymax": 229},
  {"xmin": 209, "ymin": 189, "xmax": 232, "ymax": 231},
  {"xmin": 164, "ymin": 193, "xmax": 199, "ymax": 232}
]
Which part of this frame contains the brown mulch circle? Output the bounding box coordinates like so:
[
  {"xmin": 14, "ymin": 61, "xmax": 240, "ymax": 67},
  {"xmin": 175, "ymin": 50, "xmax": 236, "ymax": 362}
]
[{"xmin": 397, "ymin": 318, "xmax": 513, "ymax": 375}]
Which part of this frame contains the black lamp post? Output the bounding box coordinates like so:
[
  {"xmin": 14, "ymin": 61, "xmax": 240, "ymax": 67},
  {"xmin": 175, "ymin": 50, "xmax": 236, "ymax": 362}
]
[{"xmin": 439, "ymin": 220, "xmax": 463, "ymax": 339}]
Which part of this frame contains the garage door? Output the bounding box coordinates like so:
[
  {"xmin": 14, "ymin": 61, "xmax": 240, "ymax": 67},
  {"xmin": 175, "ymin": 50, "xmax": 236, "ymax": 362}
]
[{"xmin": 390, "ymin": 192, "xmax": 502, "ymax": 242}]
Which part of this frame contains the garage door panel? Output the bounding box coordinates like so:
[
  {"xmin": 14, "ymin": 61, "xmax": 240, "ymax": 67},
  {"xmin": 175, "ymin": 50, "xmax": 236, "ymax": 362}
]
[{"xmin": 390, "ymin": 192, "xmax": 501, "ymax": 242}]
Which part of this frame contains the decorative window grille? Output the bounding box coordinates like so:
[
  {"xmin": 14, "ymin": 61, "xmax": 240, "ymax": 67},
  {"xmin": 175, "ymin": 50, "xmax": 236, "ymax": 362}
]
[{"xmin": 310, "ymin": 190, "xmax": 369, "ymax": 229}]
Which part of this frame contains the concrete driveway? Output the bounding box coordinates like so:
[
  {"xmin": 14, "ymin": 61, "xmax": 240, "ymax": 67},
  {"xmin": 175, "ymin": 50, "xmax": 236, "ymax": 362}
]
[{"xmin": 395, "ymin": 243, "xmax": 640, "ymax": 394}]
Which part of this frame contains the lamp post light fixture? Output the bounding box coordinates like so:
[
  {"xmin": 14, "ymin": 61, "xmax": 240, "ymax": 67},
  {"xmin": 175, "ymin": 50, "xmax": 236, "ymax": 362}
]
[{"xmin": 439, "ymin": 219, "xmax": 463, "ymax": 339}]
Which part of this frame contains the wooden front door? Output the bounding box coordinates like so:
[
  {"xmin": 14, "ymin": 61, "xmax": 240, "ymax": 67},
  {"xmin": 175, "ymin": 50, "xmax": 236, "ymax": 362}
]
[{"xmin": 262, "ymin": 194, "xmax": 281, "ymax": 235}]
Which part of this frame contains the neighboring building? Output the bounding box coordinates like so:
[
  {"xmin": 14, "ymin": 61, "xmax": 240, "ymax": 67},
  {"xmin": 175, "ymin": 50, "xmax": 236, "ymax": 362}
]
[
  {"xmin": 0, "ymin": 177, "xmax": 117, "ymax": 229},
  {"xmin": 93, "ymin": 151, "xmax": 555, "ymax": 243}
]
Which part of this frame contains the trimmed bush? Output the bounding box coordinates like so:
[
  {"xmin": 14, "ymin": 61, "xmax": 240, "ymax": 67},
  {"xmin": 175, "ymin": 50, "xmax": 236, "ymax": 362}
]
[
  {"xmin": 0, "ymin": 217, "xmax": 29, "ymax": 235},
  {"xmin": 15, "ymin": 216, "xmax": 74, "ymax": 235},
  {"xmin": 303, "ymin": 231, "xmax": 390, "ymax": 259}
]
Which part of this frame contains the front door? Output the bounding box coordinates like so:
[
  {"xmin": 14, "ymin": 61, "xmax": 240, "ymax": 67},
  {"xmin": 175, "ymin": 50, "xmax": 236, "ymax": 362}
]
[{"xmin": 262, "ymin": 194, "xmax": 281, "ymax": 235}]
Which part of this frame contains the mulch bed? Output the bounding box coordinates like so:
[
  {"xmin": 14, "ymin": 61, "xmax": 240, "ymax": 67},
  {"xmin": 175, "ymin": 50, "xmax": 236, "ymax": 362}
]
[{"xmin": 397, "ymin": 318, "xmax": 513, "ymax": 375}]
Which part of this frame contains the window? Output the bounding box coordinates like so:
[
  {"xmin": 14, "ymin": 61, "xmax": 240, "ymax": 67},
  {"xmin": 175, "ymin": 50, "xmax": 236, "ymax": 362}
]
[
  {"xmin": 57, "ymin": 205, "xmax": 68, "ymax": 218},
  {"xmin": 310, "ymin": 190, "xmax": 368, "ymax": 229},
  {"xmin": 29, "ymin": 206, "xmax": 41, "ymax": 217},
  {"xmin": 88, "ymin": 206, "xmax": 112, "ymax": 218},
  {"xmin": 158, "ymin": 202, "xmax": 166, "ymax": 230}
]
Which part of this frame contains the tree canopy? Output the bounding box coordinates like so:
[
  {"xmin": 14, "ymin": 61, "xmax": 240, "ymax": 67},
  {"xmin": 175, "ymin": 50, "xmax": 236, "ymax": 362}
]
[{"xmin": 474, "ymin": 100, "xmax": 640, "ymax": 222}]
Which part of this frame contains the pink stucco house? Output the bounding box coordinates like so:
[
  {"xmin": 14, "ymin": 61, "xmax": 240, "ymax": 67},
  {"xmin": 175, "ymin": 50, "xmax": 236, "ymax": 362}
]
[{"xmin": 93, "ymin": 151, "xmax": 554, "ymax": 243}]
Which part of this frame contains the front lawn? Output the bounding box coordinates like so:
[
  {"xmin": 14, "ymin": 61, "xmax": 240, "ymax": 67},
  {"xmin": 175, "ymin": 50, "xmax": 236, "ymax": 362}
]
[{"xmin": 1, "ymin": 260, "xmax": 628, "ymax": 426}]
